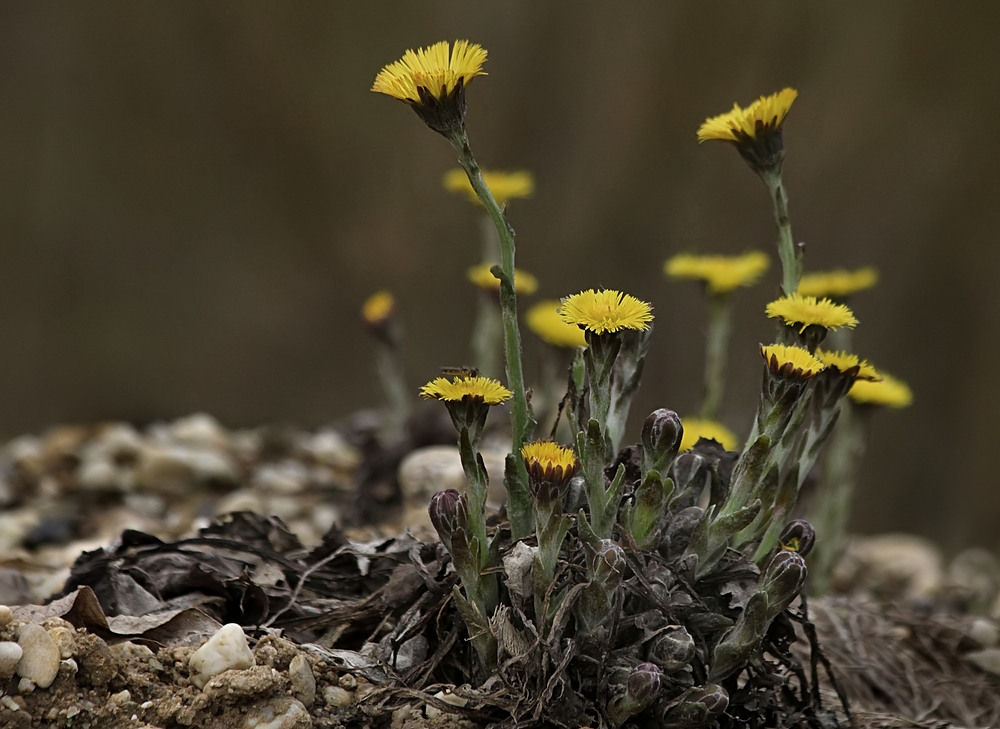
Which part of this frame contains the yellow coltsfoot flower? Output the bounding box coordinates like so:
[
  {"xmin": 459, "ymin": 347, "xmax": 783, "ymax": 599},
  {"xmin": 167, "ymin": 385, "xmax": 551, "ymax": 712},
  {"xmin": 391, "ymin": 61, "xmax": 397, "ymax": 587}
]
[
  {"xmin": 467, "ymin": 263, "xmax": 539, "ymax": 295},
  {"xmin": 760, "ymin": 344, "xmax": 825, "ymax": 379},
  {"xmin": 521, "ymin": 441, "xmax": 578, "ymax": 483},
  {"xmin": 527, "ymin": 300, "xmax": 588, "ymax": 348},
  {"xmin": 678, "ymin": 418, "xmax": 739, "ymax": 452},
  {"xmin": 419, "ymin": 375, "xmax": 512, "ymax": 405},
  {"xmin": 361, "ymin": 290, "xmax": 395, "ymax": 329},
  {"xmin": 443, "ymin": 168, "xmax": 534, "ymax": 206},
  {"xmin": 559, "ymin": 289, "xmax": 653, "ymax": 335},
  {"xmin": 797, "ymin": 267, "xmax": 878, "ymax": 299},
  {"xmin": 814, "ymin": 349, "xmax": 880, "ymax": 381},
  {"xmin": 697, "ymin": 88, "xmax": 798, "ymax": 173},
  {"xmin": 371, "ymin": 40, "xmax": 488, "ymax": 135},
  {"xmin": 665, "ymin": 251, "xmax": 770, "ymax": 295},
  {"xmin": 766, "ymin": 293, "xmax": 858, "ymax": 333},
  {"xmin": 848, "ymin": 372, "xmax": 913, "ymax": 408}
]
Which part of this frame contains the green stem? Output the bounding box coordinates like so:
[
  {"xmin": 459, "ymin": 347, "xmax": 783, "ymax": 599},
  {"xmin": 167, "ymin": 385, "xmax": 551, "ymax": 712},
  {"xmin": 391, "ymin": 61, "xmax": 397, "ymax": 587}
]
[
  {"xmin": 447, "ymin": 129, "xmax": 533, "ymax": 538},
  {"xmin": 761, "ymin": 169, "xmax": 801, "ymax": 296},
  {"xmin": 374, "ymin": 338, "xmax": 409, "ymax": 443},
  {"xmin": 701, "ymin": 293, "xmax": 733, "ymax": 421}
]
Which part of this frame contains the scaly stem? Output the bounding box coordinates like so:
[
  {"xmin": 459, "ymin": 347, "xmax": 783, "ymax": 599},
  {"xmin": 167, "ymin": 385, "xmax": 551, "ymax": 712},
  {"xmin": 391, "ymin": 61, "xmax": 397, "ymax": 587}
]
[
  {"xmin": 701, "ymin": 293, "xmax": 733, "ymax": 421},
  {"xmin": 374, "ymin": 338, "xmax": 410, "ymax": 443},
  {"xmin": 761, "ymin": 168, "xmax": 801, "ymax": 296},
  {"xmin": 447, "ymin": 128, "xmax": 533, "ymax": 538}
]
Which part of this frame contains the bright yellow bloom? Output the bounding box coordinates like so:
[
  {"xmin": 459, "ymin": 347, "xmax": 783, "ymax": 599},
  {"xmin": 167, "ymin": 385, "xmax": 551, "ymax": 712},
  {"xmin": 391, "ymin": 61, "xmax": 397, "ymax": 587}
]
[
  {"xmin": 766, "ymin": 293, "xmax": 858, "ymax": 333},
  {"xmin": 443, "ymin": 168, "xmax": 534, "ymax": 206},
  {"xmin": 797, "ymin": 267, "xmax": 879, "ymax": 299},
  {"xmin": 467, "ymin": 263, "xmax": 538, "ymax": 295},
  {"xmin": 814, "ymin": 349, "xmax": 880, "ymax": 381},
  {"xmin": 848, "ymin": 372, "xmax": 913, "ymax": 408},
  {"xmin": 419, "ymin": 375, "xmax": 512, "ymax": 405},
  {"xmin": 665, "ymin": 251, "xmax": 770, "ymax": 294},
  {"xmin": 371, "ymin": 40, "xmax": 487, "ymax": 134},
  {"xmin": 559, "ymin": 289, "xmax": 653, "ymax": 335},
  {"xmin": 526, "ymin": 301, "xmax": 588, "ymax": 348},
  {"xmin": 521, "ymin": 441, "xmax": 578, "ymax": 482},
  {"xmin": 760, "ymin": 344, "xmax": 825, "ymax": 379},
  {"xmin": 679, "ymin": 418, "xmax": 739, "ymax": 452},
  {"xmin": 371, "ymin": 40, "xmax": 487, "ymax": 104},
  {"xmin": 697, "ymin": 88, "xmax": 798, "ymax": 144},
  {"xmin": 361, "ymin": 290, "xmax": 395, "ymax": 326}
]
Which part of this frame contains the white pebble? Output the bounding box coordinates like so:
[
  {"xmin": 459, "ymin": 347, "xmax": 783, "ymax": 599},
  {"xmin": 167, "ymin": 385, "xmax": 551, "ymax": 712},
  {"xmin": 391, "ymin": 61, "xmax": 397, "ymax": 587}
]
[
  {"xmin": 288, "ymin": 654, "xmax": 316, "ymax": 707},
  {"xmin": 0, "ymin": 605, "xmax": 12, "ymax": 626},
  {"xmin": 0, "ymin": 641, "xmax": 23, "ymax": 680},
  {"xmin": 242, "ymin": 697, "xmax": 311, "ymax": 729},
  {"xmin": 322, "ymin": 685, "xmax": 353, "ymax": 708},
  {"xmin": 189, "ymin": 623, "xmax": 255, "ymax": 690},
  {"xmin": 16, "ymin": 624, "xmax": 61, "ymax": 689}
]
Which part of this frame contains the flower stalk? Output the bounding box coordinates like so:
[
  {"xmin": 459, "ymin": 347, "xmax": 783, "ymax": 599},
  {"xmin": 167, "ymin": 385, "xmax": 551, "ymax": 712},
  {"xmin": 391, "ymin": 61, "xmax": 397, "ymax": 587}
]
[{"xmin": 446, "ymin": 127, "xmax": 534, "ymax": 539}]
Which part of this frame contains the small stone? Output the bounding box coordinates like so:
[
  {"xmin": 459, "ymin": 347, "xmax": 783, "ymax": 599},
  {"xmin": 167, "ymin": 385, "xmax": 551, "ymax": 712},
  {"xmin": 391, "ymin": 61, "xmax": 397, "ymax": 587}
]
[
  {"xmin": 203, "ymin": 665, "xmax": 284, "ymax": 701},
  {"xmin": 189, "ymin": 623, "xmax": 255, "ymax": 690},
  {"xmin": 252, "ymin": 462, "xmax": 310, "ymax": 495},
  {"xmin": 46, "ymin": 625, "xmax": 76, "ymax": 659},
  {"xmin": 166, "ymin": 413, "xmax": 229, "ymax": 449},
  {"xmin": 338, "ymin": 673, "xmax": 357, "ymax": 691},
  {"xmin": 0, "ymin": 605, "xmax": 13, "ymax": 626},
  {"xmin": 968, "ymin": 618, "xmax": 1000, "ymax": 648},
  {"xmin": 0, "ymin": 641, "xmax": 23, "ymax": 680},
  {"xmin": 242, "ymin": 697, "xmax": 311, "ymax": 729},
  {"xmin": 322, "ymin": 685, "xmax": 354, "ymax": 708},
  {"xmin": 16, "ymin": 624, "xmax": 60, "ymax": 689},
  {"xmin": 288, "ymin": 654, "xmax": 316, "ymax": 707},
  {"xmin": 424, "ymin": 689, "xmax": 469, "ymax": 720},
  {"xmin": 967, "ymin": 647, "xmax": 1000, "ymax": 676},
  {"xmin": 76, "ymin": 632, "xmax": 116, "ymax": 688}
]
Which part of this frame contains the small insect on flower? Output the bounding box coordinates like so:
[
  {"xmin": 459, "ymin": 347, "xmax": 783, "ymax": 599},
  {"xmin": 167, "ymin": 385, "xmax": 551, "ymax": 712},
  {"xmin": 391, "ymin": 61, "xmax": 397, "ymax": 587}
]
[{"xmin": 440, "ymin": 366, "xmax": 480, "ymax": 378}]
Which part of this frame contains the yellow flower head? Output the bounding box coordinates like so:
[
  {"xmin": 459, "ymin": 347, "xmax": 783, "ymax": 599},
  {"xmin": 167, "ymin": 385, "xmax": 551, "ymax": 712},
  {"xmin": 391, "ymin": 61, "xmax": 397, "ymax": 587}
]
[
  {"xmin": 697, "ymin": 88, "xmax": 798, "ymax": 173},
  {"xmin": 419, "ymin": 375, "xmax": 512, "ymax": 405},
  {"xmin": 665, "ymin": 251, "xmax": 770, "ymax": 294},
  {"xmin": 760, "ymin": 343, "xmax": 825, "ymax": 379},
  {"xmin": 361, "ymin": 290, "xmax": 395, "ymax": 327},
  {"xmin": 559, "ymin": 289, "xmax": 653, "ymax": 335},
  {"xmin": 467, "ymin": 263, "xmax": 539, "ymax": 295},
  {"xmin": 526, "ymin": 300, "xmax": 588, "ymax": 348},
  {"xmin": 371, "ymin": 40, "xmax": 488, "ymax": 134},
  {"xmin": 697, "ymin": 88, "xmax": 798, "ymax": 144},
  {"xmin": 848, "ymin": 372, "xmax": 913, "ymax": 408},
  {"xmin": 796, "ymin": 267, "xmax": 879, "ymax": 299},
  {"xmin": 679, "ymin": 418, "xmax": 739, "ymax": 452},
  {"xmin": 766, "ymin": 293, "xmax": 858, "ymax": 333},
  {"xmin": 521, "ymin": 440, "xmax": 578, "ymax": 483},
  {"xmin": 814, "ymin": 349, "xmax": 880, "ymax": 381},
  {"xmin": 443, "ymin": 168, "xmax": 534, "ymax": 206}
]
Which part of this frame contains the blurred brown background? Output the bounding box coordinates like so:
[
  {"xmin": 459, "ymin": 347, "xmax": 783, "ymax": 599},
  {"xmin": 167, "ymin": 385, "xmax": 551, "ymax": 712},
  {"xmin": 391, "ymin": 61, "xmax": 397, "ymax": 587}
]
[{"xmin": 2, "ymin": 4, "xmax": 997, "ymax": 551}]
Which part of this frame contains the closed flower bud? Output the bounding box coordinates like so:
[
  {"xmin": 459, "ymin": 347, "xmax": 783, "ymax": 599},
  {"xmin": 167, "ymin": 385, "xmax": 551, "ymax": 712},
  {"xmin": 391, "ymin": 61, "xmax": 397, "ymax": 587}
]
[
  {"xmin": 642, "ymin": 409, "xmax": 684, "ymax": 474},
  {"xmin": 660, "ymin": 683, "xmax": 729, "ymax": 729},
  {"xmin": 428, "ymin": 489, "xmax": 468, "ymax": 552},
  {"xmin": 777, "ymin": 518, "xmax": 815, "ymax": 556},
  {"xmin": 648, "ymin": 625, "xmax": 695, "ymax": 672},
  {"xmin": 627, "ymin": 662, "xmax": 662, "ymax": 704},
  {"xmin": 762, "ymin": 550, "xmax": 807, "ymax": 617},
  {"xmin": 592, "ymin": 540, "xmax": 627, "ymax": 589},
  {"xmin": 607, "ymin": 662, "xmax": 662, "ymax": 728}
]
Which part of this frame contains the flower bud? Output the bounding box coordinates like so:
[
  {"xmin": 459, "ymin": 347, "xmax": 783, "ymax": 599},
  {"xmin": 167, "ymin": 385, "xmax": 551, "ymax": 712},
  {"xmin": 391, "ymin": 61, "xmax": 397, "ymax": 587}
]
[
  {"xmin": 647, "ymin": 625, "xmax": 695, "ymax": 672},
  {"xmin": 642, "ymin": 409, "xmax": 683, "ymax": 475},
  {"xmin": 777, "ymin": 518, "xmax": 815, "ymax": 556},
  {"xmin": 591, "ymin": 540, "xmax": 627, "ymax": 590},
  {"xmin": 607, "ymin": 662, "xmax": 662, "ymax": 728},
  {"xmin": 428, "ymin": 489, "xmax": 468, "ymax": 553},
  {"xmin": 660, "ymin": 683, "xmax": 729, "ymax": 729},
  {"xmin": 669, "ymin": 452, "xmax": 710, "ymax": 510},
  {"xmin": 761, "ymin": 550, "xmax": 807, "ymax": 621}
]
